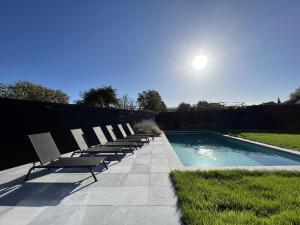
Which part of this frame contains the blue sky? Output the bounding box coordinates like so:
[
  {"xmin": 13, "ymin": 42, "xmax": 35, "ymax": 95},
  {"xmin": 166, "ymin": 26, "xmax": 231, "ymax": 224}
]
[{"xmin": 1, "ymin": 0, "xmax": 300, "ymax": 106}]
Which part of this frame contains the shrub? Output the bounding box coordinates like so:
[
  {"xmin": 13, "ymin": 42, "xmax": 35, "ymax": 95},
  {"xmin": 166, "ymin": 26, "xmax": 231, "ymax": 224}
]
[{"xmin": 133, "ymin": 119, "xmax": 163, "ymax": 136}]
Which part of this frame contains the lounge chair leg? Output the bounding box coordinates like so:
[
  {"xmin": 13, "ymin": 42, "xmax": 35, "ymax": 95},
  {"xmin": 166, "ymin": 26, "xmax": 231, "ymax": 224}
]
[
  {"xmin": 88, "ymin": 167, "xmax": 97, "ymax": 182},
  {"xmin": 24, "ymin": 166, "xmax": 35, "ymax": 181},
  {"xmin": 103, "ymin": 161, "xmax": 108, "ymax": 170},
  {"xmin": 131, "ymin": 148, "xmax": 135, "ymax": 154},
  {"xmin": 32, "ymin": 162, "xmax": 36, "ymax": 171},
  {"xmin": 115, "ymin": 153, "xmax": 121, "ymax": 161}
]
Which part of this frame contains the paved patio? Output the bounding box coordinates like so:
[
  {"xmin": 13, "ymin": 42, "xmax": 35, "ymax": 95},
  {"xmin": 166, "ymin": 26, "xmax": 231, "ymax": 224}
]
[{"xmin": 0, "ymin": 134, "xmax": 183, "ymax": 225}]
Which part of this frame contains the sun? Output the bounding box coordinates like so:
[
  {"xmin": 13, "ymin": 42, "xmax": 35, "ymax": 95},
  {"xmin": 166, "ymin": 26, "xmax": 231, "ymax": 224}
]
[{"xmin": 192, "ymin": 55, "xmax": 208, "ymax": 70}]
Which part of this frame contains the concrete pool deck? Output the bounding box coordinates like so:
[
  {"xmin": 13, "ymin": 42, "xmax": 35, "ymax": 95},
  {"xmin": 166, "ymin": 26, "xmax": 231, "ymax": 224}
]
[{"xmin": 0, "ymin": 134, "xmax": 183, "ymax": 225}]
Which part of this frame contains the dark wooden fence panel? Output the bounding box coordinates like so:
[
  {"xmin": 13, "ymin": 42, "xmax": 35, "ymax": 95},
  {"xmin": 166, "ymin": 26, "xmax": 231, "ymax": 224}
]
[
  {"xmin": 156, "ymin": 105, "xmax": 300, "ymax": 131},
  {"xmin": 0, "ymin": 98, "xmax": 155, "ymax": 170}
]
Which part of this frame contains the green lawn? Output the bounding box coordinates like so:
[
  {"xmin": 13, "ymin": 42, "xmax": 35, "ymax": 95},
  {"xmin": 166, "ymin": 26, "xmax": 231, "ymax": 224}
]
[
  {"xmin": 227, "ymin": 131, "xmax": 300, "ymax": 151},
  {"xmin": 171, "ymin": 170, "xmax": 300, "ymax": 225}
]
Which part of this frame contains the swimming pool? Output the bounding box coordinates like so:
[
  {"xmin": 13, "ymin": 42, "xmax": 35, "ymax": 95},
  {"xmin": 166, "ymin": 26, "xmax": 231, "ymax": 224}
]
[{"xmin": 166, "ymin": 131, "xmax": 300, "ymax": 167}]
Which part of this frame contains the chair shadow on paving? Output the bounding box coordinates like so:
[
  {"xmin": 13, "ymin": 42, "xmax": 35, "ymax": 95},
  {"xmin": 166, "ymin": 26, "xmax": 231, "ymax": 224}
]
[
  {"xmin": 0, "ymin": 182, "xmax": 89, "ymax": 207},
  {"xmin": 0, "ymin": 164, "xmax": 108, "ymax": 207},
  {"xmin": 0, "ymin": 179, "xmax": 97, "ymax": 207}
]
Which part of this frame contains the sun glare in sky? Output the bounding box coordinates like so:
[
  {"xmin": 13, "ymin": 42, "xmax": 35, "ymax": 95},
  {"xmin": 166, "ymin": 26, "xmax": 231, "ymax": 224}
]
[{"xmin": 192, "ymin": 55, "xmax": 208, "ymax": 70}]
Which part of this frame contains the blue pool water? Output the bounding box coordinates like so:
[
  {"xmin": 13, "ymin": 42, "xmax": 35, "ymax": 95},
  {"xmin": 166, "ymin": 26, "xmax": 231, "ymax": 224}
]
[{"xmin": 166, "ymin": 132, "xmax": 300, "ymax": 167}]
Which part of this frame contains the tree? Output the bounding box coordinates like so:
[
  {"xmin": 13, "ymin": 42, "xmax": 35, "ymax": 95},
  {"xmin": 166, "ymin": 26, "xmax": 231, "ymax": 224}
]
[
  {"xmin": 0, "ymin": 81, "xmax": 69, "ymax": 103},
  {"xmin": 119, "ymin": 94, "xmax": 136, "ymax": 110},
  {"xmin": 177, "ymin": 102, "xmax": 191, "ymax": 112},
  {"xmin": 277, "ymin": 97, "xmax": 281, "ymax": 104},
  {"xmin": 76, "ymin": 86, "xmax": 119, "ymax": 107},
  {"xmin": 290, "ymin": 86, "xmax": 300, "ymax": 99},
  {"xmin": 137, "ymin": 90, "xmax": 167, "ymax": 112},
  {"xmin": 193, "ymin": 100, "xmax": 225, "ymax": 110}
]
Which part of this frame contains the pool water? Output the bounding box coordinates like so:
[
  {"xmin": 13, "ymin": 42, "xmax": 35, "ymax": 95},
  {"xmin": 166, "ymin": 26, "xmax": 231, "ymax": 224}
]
[{"xmin": 166, "ymin": 132, "xmax": 300, "ymax": 167}]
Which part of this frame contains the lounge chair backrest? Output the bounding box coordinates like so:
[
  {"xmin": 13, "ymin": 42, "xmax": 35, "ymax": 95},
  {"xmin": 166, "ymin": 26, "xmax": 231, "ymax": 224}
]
[
  {"xmin": 28, "ymin": 132, "xmax": 61, "ymax": 165},
  {"xmin": 118, "ymin": 124, "xmax": 127, "ymax": 138},
  {"xmin": 106, "ymin": 125, "xmax": 117, "ymax": 141},
  {"xmin": 70, "ymin": 129, "xmax": 89, "ymax": 150},
  {"xmin": 126, "ymin": 123, "xmax": 135, "ymax": 135},
  {"xmin": 93, "ymin": 126, "xmax": 108, "ymax": 144}
]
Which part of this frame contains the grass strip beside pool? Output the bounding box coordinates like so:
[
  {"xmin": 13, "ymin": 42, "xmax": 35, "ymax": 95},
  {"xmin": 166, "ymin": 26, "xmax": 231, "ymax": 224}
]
[
  {"xmin": 170, "ymin": 170, "xmax": 300, "ymax": 225},
  {"xmin": 228, "ymin": 132, "xmax": 300, "ymax": 152}
]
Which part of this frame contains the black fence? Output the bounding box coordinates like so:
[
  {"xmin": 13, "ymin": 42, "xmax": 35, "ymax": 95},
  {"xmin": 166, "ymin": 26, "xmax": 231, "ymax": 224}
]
[
  {"xmin": 0, "ymin": 98, "xmax": 155, "ymax": 170},
  {"xmin": 156, "ymin": 105, "xmax": 300, "ymax": 131},
  {"xmin": 2, "ymin": 98, "xmax": 299, "ymax": 171}
]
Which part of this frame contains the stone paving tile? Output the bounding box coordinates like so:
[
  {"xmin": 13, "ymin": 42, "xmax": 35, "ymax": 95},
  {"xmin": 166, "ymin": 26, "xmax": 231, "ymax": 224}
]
[
  {"xmin": 86, "ymin": 186, "xmax": 149, "ymax": 205},
  {"xmin": 129, "ymin": 165, "xmax": 150, "ymax": 174},
  {"xmin": 151, "ymin": 153, "xmax": 167, "ymax": 159},
  {"xmin": 139, "ymin": 149, "xmax": 152, "ymax": 154},
  {"xmin": 80, "ymin": 206, "xmax": 112, "ymax": 225},
  {"xmin": 147, "ymin": 206, "xmax": 181, "ymax": 225},
  {"xmin": 28, "ymin": 205, "xmax": 87, "ymax": 225},
  {"xmin": 133, "ymin": 158, "xmax": 151, "ymax": 165},
  {"xmin": 0, "ymin": 175, "xmax": 21, "ymax": 186},
  {"xmin": 140, "ymin": 145, "xmax": 152, "ymax": 149},
  {"xmin": 0, "ymin": 207, "xmax": 13, "ymax": 216},
  {"xmin": 165, "ymin": 154, "xmax": 179, "ymax": 159},
  {"xmin": 123, "ymin": 153, "xmax": 137, "ymax": 159},
  {"xmin": 152, "ymin": 142, "xmax": 164, "ymax": 145},
  {"xmin": 29, "ymin": 173, "xmax": 95, "ymax": 184},
  {"xmin": 135, "ymin": 153, "xmax": 152, "ymax": 159},
  {"xmin": 84, "ymin": 187, "xmax": 121, "ymax": 205},
  {"xmin": 104, "ymin": 206, "xmax": 147, "ymax": 225},
  {"xmin": 152, "ymin": 149, "xmax": 165, "ymax": 154},
  {"xmin": 152, "ymin": 146, "xmax": 165, "ymax": 149},
  {"xmin": 1, "ymin": 164, "xmax": 32, "ymax": 176},
  {"xmin": 60, "ymin": 189, "xmax": 90, "ymax": 206},
  {"xmin": 0, "ymin": 206, "xmax": 47, "ymax": 225},
  {"xmin": 148, "ymin": 186, "xmax": 177, "ymax": 206},
  {"xmin": 150, "ymin": 165, "xmax": 171, "ymax": 173},
  {"xmin": 151, "ymin": 158, "xmax": 169, "ymax": 165},
  {"xmin": 118, "ymin": 186, "xmax": 149, "ymax": 205},
  {"xmin": 103, "ymin": 166, "xmax": 132, "ymax": 174},
  {"xmin": 0, "ymin": 182, "xmax": 78, "ymax": 207},
  {"xmin": 28, "ymin": 205, "xmax": 114, "ymax": 225},
  {"xmin": 124, "ymin": 174, "xmax": 149, "ymax": 186},
  {"xmin": 90, "ymin": 173, "xmax": 128, "ymax": 186},
  {"xmin": 150, "ymin": 173, "xmax": 172, "ymax": 186},
  {"xmin": 0, "ymin": 169, "xmax": 50, "ymax": 186},
  {"xmin": 116, "ymin": 158, "xmax": 135, "ymax": 165}
]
